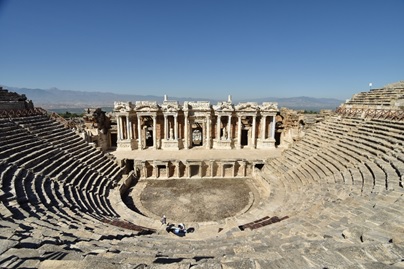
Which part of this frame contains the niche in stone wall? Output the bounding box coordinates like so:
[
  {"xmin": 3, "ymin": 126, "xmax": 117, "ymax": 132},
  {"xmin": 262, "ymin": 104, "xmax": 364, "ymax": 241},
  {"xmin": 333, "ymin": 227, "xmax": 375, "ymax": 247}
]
[
  {"xmin": 179, "ymin": 161, "xmax": 186, "ymax": 178},
  {"xmin": 145, "ymin": 161, "xmax": 153, "ymax": 178},
  {"xmin": 157, "ymin": 165, "xmax": 166, "ymax": 178},
  {"xmin": 190, "ymin": 165, "xmax": 200, "ymax": 178},
  {"xmin": 223, "ymin": 163, "xmax": 233, "ymax": 177},
  {"xmin": 168, "ymin": 162, "xmax": 175, "ymax": 178}
]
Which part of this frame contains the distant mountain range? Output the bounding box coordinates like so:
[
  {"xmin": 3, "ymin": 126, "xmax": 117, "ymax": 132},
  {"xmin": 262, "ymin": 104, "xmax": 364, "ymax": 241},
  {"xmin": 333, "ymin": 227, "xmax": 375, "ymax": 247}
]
[{"xmin": 3, "ymin": 86, "xmax": 344, "ymax": 111}]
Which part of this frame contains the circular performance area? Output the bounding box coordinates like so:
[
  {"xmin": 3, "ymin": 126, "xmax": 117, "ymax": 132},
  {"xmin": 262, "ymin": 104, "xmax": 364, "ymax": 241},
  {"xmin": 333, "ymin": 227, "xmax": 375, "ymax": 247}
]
[{"xmin": 136, "ymin": 178, "xmax": 252, "ymax": 222}]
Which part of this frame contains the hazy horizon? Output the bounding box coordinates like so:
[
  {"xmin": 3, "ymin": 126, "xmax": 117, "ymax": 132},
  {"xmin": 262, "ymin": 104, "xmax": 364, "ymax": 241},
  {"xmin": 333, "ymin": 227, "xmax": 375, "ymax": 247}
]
[{"xmin": 1, "ymin": 1, "xmax": 403, "ymax": 100}]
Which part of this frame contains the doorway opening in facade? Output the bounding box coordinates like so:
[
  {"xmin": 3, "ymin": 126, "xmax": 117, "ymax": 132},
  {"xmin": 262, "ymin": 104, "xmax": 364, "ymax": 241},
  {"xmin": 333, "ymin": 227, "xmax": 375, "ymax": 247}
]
[
  {"xmin": 121, "ymin": 116, "xmax": 127, "ymax": 139},
  {"xmin": 240, "ymin": 116, "xmax": 252, "ymax": 147},
  {"xmin": 142, "ymin": 116, "xmax": 154, "ymax": 148},
  {"xmin": 110, "ymin": 133, "xmax": 117, "ymax": 147},
  {"xmin": 145, "ymin": 127, "xmax": 153, "ymax": 147},
  {"xmin": 190, "ymin": 165, "xmax": 199, "ymax": 177},
  {"xmin": 157, "ymin": 165, "xmax": 166, "ymax": 178},
  {"xmin": 241, "ymin": 129, "xmax": 248, "ymax": 146},
  {"xmin": 192, "ymin": 123, "xmax": 203, "ymax": 147},
  {"xmin": 128, "ymin": 159, "xmax": 134, "ymax": 171}
]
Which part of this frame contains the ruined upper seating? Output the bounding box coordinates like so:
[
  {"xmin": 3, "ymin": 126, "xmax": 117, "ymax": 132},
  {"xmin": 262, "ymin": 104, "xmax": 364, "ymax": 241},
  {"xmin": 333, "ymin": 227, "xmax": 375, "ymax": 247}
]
[{"xmin": 336, "ymin": 81, "xmax": 404, "ymax": 120}]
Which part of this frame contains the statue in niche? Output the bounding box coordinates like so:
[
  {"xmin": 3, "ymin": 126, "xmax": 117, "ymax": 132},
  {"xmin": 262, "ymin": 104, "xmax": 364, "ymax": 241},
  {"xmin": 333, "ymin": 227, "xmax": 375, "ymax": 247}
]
[
  {"xmin": 146, "ymin": 130, "xmax": 151, "ymax": 140},
  {"xmin": 192, "ymin": 129, "xmax": 202, "ymax": 145},
  {"xmin": 169, "ymin": 127, "xmax": 174, "ymax": 140},
  {"xmin": 222, "ymin": 127, "xmax": 227, "ymax": 140}
]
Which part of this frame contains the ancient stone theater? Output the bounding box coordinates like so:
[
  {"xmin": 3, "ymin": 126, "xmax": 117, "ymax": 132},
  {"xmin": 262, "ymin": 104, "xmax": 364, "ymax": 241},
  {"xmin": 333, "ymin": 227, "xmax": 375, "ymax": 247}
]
[{"xmin": 0, "ymin": 82, "xmax": 403, "ymax": 268}]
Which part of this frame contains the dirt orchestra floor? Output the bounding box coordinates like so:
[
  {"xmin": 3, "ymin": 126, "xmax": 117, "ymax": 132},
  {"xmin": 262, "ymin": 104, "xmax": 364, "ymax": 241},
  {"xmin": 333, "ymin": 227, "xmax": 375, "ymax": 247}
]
[{"xmin": 132, "ymin": 177, "xmax": 253, "ymax": 223}]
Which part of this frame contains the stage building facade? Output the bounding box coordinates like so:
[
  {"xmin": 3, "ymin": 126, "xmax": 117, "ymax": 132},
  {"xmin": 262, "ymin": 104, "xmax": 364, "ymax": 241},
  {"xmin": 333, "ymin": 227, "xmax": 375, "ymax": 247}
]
[{"xmin": 114, "ymin": 95, "xmax": 279, "ymax": 151}]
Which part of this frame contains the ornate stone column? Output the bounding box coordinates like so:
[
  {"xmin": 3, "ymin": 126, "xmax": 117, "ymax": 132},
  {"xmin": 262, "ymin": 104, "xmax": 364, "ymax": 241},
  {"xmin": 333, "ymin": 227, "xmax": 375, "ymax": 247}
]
[
  {"xmin": 206, "ymin": 115, "xmax": 211, "ymax": 148},
  {"xmin": 153, "ymin": 115, "xmax": 157, "ymax": 149},
  {"xmin": 126, "ymin": 116, "xmax": 131, "ymax": 139},
  {"xmin": 129, "ymin": 117, "xmax": 134, "ymax": 140},
  {"xmin": 184, "ymin": 113, "xmax": 189, "ymax": 149},
  {"xmin": 237, "ymin": 116, "xmax": 242, "ymax": 148},
  {"xmin": 164, "ymin": 115, "xmax": 168, "ymax": 139},
  {"xmin": 227, "ymin": 115, "xmax": 231, "ymax": 141},
  {"xmin": 217, "ymin": 115, "xmax": 221, "ymax": 140},
  {"xmin": 137, "ymin": 115, "xmax": 142, "ymax": 150},
  {"xmin": 174, "ymin": 115, "xmax": 178, "ymax": 140},
  {"xmin": 252, "ymin": 116, "xmax": 256, "ymax": 148},
  {"xmin": 202, "ymin": 119, "xmax": 207, "ymax": 149},
  {"xmin": 118, "ymin": 116, "xmax": 123, "ymax": 140},
  {"xmin": 261, "ymin": 115, "xmax": 267, "ymax": 140},
  {"xmin": 270, "ymin": 116, "xmax": 276, "ymax": 140}
]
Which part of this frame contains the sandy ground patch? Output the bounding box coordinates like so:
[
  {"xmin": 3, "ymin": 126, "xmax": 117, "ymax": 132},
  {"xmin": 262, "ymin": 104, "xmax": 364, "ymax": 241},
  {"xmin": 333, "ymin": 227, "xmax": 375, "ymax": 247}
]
[{"xmin": 136, "ymin": 178, "xmax": 252, "ymax": 222}]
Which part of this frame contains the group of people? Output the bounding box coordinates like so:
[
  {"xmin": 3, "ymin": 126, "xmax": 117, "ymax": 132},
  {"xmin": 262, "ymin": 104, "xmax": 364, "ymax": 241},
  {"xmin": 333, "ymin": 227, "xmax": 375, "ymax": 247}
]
[{"xmin": 161, "ymin": 215, "xmax": 193, "ymax": 236}]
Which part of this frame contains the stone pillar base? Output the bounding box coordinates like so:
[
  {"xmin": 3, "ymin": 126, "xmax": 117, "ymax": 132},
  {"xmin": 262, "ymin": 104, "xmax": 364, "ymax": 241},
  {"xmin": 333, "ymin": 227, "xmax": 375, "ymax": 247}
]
[
  {"xmin": 213, "ymin": 140, "xmax": 232, "ymax": 149},
  {"xmin": 117, "ymin": 139, "xmax": 137, "ymax": 151},
  {"xmin": 257, "ymin": 139, "xmax": 276, "ymax": 149},
  {"xmin": 161, "ymin": 139, "xmax": 179, "ymax": 150}
]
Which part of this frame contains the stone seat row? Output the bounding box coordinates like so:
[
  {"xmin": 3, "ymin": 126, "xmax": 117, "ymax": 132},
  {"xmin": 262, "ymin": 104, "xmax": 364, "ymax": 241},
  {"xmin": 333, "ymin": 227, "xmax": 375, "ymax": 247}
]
[
  {"xmin": 0, "ymin": 116, "xmax": 161, "ymax": 242},
  {"xmin": 231, "ymin": 176, "xmax": 404, "ymax": 268},
  {"xmin": 260, "ymin": 167, "xmax": 404, "ymax": 244},
  {"xmin": 0, "ymin": 117, "xmax": 122, "ymax": 185},
  {"xmin": 1, "ymin": 161, "xmax": 116, "ymax": 223},
  {"xmin": 12, "ymin": 115, "xmax": 122, "ymax": 181},
  {"xmin": 1, "ymin": 180, "xmax": 403, "ymax": 269},
  {"xmin": 275, "ymin": 116, "xmax": 403, "ymax": 193},
  {"xmin": 0, "ymin": 162, "xmax": 153, "ymax": 261}
]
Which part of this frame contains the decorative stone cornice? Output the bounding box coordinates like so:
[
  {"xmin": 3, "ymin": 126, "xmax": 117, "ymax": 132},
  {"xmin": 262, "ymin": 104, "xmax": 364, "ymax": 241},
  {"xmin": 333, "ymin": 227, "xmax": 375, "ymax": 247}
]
[
  {"xmin": 213, "ymin": 102, "xmax": 234, "ymax": 112},
  {"xmin": 114, "ymin": 101, "xmax": 133, "ymax": 112},
  {"xmin": 183, "ymin": 101, "xmax": 212, "ymax": 111},
  {"xmin": 259, "ymin": 102, "xmax": 278, "ymax": 112},
  {"xmin": 162, "ymin": 101, "xmax": 181, "ymax": 112},
  {"xmin": 135, "ymin": 101, "xmax": 160, "ymax": 112},
  {"xmin": 235, "ymin": 102, "xmax": 259, "ymax": 112}
]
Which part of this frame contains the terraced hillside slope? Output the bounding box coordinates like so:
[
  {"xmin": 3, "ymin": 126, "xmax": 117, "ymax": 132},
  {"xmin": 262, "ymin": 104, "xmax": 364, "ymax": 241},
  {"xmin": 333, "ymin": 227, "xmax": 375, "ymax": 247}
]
[{"xmin": 0, "ymin": 83, "xmax": 404, "ymax": 268}]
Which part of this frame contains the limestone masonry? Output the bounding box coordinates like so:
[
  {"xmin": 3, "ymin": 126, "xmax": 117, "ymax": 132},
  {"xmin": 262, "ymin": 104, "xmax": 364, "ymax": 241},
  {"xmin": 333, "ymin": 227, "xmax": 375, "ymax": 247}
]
[
  {"xmin": 0, "ymin": 83, "xmax": 403, "ymax": 268},
  {"xmin": 114, "ymin": 95, "xmax": 279, "ymax": 151}
]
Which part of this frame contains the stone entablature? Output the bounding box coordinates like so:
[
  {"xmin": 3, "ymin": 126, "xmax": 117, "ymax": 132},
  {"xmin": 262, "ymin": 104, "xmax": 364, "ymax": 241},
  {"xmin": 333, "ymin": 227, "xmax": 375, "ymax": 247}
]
[{"xmin": 114, "ymin": 96, "xmax": 279, "ymax": 151}]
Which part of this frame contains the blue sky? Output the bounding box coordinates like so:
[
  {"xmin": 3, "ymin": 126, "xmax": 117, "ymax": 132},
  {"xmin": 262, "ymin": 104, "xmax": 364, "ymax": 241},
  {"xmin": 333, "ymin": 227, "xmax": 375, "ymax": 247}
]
[{"xmin": 0, "ymin": 0, "xmax": 403, "ymax": 100}]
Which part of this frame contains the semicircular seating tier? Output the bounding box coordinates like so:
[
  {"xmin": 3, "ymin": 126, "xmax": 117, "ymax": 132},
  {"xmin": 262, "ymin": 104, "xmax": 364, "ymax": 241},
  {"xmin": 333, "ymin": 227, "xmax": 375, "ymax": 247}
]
[{"xmin": 0, "ymin": 85, "xmax": 404, "ymax": 268}]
